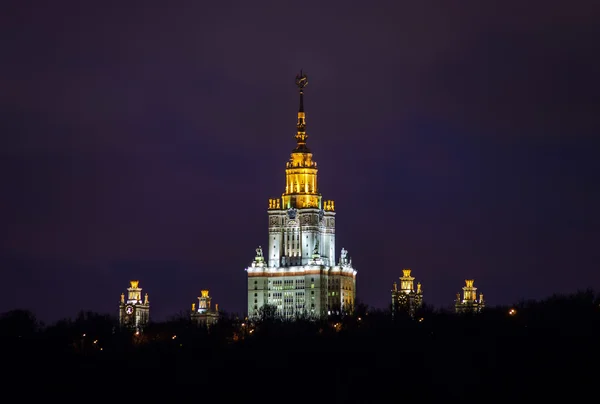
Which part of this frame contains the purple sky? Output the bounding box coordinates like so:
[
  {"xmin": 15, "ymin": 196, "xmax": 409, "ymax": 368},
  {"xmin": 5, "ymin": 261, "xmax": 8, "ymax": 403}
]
[{"xmin": 1, "ymin": 1, "xmax": 599, "ymax": 322}]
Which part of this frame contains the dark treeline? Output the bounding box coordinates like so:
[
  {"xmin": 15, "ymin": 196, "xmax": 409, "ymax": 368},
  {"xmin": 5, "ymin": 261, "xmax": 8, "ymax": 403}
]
[{"xmin": 2, "ymin": 291, "xmax": 599, "ymax": 399}]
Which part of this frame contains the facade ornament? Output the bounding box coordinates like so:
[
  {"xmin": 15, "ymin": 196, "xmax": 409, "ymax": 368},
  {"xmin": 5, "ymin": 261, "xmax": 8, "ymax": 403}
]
[{"xmin": 340, "ymin": 248, "xmax": 348, "ymax": 265}]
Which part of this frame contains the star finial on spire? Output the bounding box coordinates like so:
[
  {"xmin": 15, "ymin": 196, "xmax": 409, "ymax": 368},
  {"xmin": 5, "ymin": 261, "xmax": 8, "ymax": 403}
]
[{"xmin": 294, "ymin": 70, "xmax": 309, "ymax": 152}]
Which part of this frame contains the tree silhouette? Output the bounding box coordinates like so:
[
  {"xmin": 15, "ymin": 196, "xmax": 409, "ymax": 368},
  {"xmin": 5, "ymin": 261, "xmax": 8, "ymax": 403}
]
[{"xmin": 0, "ymin": 309, "xmax": 39, "ymax": 338}]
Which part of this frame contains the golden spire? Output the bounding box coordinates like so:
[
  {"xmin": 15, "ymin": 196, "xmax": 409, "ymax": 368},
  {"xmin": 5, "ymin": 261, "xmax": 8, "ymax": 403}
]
[
  {"xmin": 294, "ymin": 70, "xmax": 309, "ymax": 152},
  {"xmin": 278, "ymin": 71, "xmax": 323, "ymax": 210}
]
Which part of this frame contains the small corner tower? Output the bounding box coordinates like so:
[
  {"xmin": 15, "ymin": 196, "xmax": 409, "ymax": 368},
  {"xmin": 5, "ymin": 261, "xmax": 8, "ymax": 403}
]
[
  {"xmin": 391, "ymin": 268, "xmax": 424, "ymax": 318},
  {"xmin": 119, "ymin": 280, "xmax": 150, "ymax": 331},
  {"xmin": 190, "ymin": 289, "xmax": 220, "ymax": 328},
  {"xmin": 455, "ymin": 279, "xmax": 485, "ymax": 314}
]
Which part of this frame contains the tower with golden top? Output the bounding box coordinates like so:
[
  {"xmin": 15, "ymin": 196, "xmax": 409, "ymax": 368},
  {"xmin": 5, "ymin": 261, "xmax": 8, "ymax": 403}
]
[
  {"xmin": 190, "ymin": 289, "xmax": 220, "ymax": 327},
  {"xmin": 246, "ymin": 71, "xmax": 357, "ymax": 319},
  {"xmin": 119, "ymin": 280, "xmax": 150, "ymax": 331},
  {"xmin": 455, "ymin": 279, "xmax": 485, "ymax": 313},
  {"xmin": 391, "ymin": 269, "xmax": 423, "ymax": 317}
]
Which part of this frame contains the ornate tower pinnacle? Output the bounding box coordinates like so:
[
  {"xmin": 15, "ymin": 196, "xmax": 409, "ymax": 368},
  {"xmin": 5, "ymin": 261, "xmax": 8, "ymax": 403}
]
[
  {"xmin": 119, "ymin": 280, "xmax": 150, "ymax": 331},
  {"xmin": 294, "ymin": 70, "xmax": 309, "ymax": 152}
]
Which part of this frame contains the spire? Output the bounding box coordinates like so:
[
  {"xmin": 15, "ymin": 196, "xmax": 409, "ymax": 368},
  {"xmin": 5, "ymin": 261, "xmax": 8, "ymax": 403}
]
[{"xmin": 294, "ymin": 70, "xmax": 309, "ymax": 152}]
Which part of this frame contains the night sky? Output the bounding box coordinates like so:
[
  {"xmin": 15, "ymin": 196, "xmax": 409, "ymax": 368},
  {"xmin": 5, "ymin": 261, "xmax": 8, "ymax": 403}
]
[{"xmin": 2, "ymin": 1, "xmax": 599, "ymax": 323}]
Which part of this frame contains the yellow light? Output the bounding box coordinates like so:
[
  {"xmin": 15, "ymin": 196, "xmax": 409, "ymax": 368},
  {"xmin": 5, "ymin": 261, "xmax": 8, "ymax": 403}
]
[
  {"xmin": 508, "ymin": 308, "xmax": 517, "ymax": 316},
  {"xmin": 172, "ymin": 335, "xmax": 177, "ymax": 339},
  {"xmin": 82, "ymin": 333, "xmax": 86, "ymax": 337},
  {"xmin": 418, "ymin": 318, "xmax": 424, "ymax": 322},
  {"xmin": 93, "ymin": 340, "xmax": 98, "ymax": 344}
]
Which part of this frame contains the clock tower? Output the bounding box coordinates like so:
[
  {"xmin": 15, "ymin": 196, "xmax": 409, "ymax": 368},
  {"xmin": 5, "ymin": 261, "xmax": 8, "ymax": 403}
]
[
  {"xmin": 119, "ymin": 280, "xmax": 150, "ymax": 331},
  {"xmin": 245, "ymin": 71, "xmax": 357, "ymax": 319}
]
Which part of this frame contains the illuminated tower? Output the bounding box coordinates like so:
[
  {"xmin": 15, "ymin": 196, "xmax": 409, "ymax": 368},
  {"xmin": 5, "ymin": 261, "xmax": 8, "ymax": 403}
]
[
  {"xmin": 119, "ymin": 280, "xmax": 150, "ymax": 331},
  {"xmin": 245, "ymin": 71, "xmax": 357, "ymax": 319},
  {"xmin": 391, "ymin": 269, "xmax": 423, "ymax": 318},
  {"xmin": 455, "ymin": 279, "xmax": 485, "ymax": 313},
  {"xmin": 190, "ymin": 289, "xmax": 220, "ymax": 327}
]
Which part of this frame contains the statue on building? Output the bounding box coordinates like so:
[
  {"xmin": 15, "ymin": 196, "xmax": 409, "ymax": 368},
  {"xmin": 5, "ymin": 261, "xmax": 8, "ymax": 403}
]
[
  {"xmin": 256, "ymin": 246, "xmax": 263, "ymax": 258},
  {"xmin": 340, "ymin": 248, "xmax": 348, "ymax": 265}
]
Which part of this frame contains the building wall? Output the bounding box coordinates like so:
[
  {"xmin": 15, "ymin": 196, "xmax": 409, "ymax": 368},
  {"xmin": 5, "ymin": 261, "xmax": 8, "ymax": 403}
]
[
  {"xmin": 118, "ymin": 303, "xmax": 149, "ymax": 330},
  {"xmin": 247, "ymin": 265, "xmax": 356, "ymax": 319}
]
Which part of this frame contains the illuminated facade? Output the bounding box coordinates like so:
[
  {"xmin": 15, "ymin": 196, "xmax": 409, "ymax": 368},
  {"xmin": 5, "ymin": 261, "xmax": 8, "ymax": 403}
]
[
  {"xmin": 455, "ymin": 279, "xmax": 485, "ymax": 313},
  {"xmin": 391, "ymin": 269, "xmax": 423, "ymax": 317},
  {"xmin": 119, "ymin": 280, "xmax": 150, "ymax": 331},
  {"xmin": 190, "ymin": 289, "xmax": 220, "ymax": 327},
  {"xmin": 245, "ymin": 71, "xmax": 357, "ymax": 319}
]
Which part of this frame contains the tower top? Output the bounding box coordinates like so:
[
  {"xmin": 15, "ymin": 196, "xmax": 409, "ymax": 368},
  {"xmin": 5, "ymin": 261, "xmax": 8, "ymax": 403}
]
[
  {"xmin": 130, "ymin": 280, "xmax": 139, "ymax": 289},
  {"xmin": 293, "ymin": 70, "xmax": 309, "ymax": 153},
  {"xmin": 295, "ymin": 69, "xmax": 308, "ymax": 91}
]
